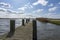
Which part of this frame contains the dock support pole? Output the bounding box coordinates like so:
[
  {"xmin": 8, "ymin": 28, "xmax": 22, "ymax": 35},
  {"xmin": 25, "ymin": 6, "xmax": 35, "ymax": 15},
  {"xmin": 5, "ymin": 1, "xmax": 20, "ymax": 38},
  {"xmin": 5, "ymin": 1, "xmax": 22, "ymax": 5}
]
[
  {"xmin": 32, "ymin": 19, "xmax": 37, "ymax": 40},
  {"xmin": 6, "ymin": 20, "xmax": 15, "ymax": 38},
  {"xmin": 27, "ymin": 19, "xmax": 30, "ymax": 23},
  {"xmin": 28, "ymin": 19, "xmax": 30, "ymax": 22},
  {"xmin": 22, "ymin": 19, "xmax": 25, "ymax": 26},
  {"xmin": 26, "ymin": 19, "xmax": 28, "ymax": 23}
]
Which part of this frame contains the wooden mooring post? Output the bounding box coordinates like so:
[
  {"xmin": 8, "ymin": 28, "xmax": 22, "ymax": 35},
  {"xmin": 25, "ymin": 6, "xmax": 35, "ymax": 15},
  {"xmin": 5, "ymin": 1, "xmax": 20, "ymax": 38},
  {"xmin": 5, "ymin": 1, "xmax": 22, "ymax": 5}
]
[
  {"xmin": 26, "ymin": 19, "xmax": 28, "ymax": 23},
  {"xmin": 28, "ymin": 19, "xmax": 30, "ymax": 22},
  {"xmin": 32, "ymin": 19, "xmax": 37, "ymax": 40},
  {"xmin": 22, "ymin": 19, "xmax": 25, "ymax": 26},
  {"xmin": 26, "ymin": 19, "xmax": 30, "ymax": 23},
  {"xmin": 6, "ymin": 20, "xmax": 15, "ymax": 38}
]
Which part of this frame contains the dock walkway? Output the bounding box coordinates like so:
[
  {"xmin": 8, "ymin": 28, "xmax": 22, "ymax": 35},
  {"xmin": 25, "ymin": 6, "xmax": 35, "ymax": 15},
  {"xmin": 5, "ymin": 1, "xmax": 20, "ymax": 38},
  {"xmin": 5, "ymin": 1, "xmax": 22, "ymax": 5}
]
[{"xmin": 2, "ymin": 22, "xmax": 33, "ymax": 40}]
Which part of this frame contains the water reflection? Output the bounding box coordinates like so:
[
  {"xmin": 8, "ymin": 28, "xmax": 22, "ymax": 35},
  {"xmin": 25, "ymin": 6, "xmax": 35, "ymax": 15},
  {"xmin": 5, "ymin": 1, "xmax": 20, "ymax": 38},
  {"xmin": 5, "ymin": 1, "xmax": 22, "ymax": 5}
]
[{"xmin": 37, "ymin": 20, "xmax": 60, "ymax": 40}]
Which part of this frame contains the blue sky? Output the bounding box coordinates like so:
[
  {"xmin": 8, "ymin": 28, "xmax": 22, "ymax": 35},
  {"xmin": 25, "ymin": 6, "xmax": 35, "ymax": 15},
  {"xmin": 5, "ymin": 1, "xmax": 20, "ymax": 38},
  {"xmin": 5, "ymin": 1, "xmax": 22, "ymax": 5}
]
[{"xmin": 0, "ymin": 0, "xmax": 60, "ymax": 18}]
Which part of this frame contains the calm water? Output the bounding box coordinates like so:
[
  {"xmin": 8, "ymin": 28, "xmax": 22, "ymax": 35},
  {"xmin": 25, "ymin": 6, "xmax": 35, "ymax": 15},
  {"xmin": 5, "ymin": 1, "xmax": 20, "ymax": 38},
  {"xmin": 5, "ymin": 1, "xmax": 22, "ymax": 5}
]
[
  {"xmin": 0, "ymin": 19, "xmax": 27, "ymax": 35},
  {"xmin": 0, "ymin": 19, "xmax": 60, "ymax": 40},
  {"xmin": 37, "ymin": 21, "xmax": 60, "ymax": 40}
]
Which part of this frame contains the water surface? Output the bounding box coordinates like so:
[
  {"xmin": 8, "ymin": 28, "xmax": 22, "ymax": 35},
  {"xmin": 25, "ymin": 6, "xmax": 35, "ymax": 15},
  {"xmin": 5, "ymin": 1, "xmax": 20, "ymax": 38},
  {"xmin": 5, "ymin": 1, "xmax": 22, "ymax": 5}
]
[
  {"xmin": 0, "ymin": 19, "xmax": 22, "ymax": 35},
  {"xmin": 37, "ymin": 20, "xmax": 60, "ymax": 40}
]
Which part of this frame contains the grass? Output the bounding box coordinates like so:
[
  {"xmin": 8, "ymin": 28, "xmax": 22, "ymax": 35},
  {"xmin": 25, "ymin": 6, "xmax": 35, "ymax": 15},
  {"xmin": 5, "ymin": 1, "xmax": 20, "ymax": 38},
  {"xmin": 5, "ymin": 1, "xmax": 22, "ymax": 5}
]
[
  {"xmin": 48, "ymin": 20, "xmax": 60, "ymax": 25},
  {"xmin": 36, "ymin": 18, "xmax": 60, "ymax": 25}
]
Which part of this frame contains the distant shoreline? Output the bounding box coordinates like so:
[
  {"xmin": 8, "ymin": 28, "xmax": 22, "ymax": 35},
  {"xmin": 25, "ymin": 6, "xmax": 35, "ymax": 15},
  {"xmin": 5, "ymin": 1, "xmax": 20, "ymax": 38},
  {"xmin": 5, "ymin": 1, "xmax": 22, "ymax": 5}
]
[{"xmin": 36, "ymin": 18, "xmax": 60, "ymax": 25}]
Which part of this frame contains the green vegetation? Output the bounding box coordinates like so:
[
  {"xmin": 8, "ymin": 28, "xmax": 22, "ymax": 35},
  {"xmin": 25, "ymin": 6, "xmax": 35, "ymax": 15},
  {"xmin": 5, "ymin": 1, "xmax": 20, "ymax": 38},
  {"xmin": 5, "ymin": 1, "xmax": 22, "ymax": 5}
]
[
  {"xmin": 49, "ymin": 20, "xmax": 60, "ymax": 25},
  {"xmin": 36, "ymin": 18, "xmax": 60, "ymax": 25},
  {"xmin": 36, "ymin": 18, "xmax": 48, "ymax": 22}
]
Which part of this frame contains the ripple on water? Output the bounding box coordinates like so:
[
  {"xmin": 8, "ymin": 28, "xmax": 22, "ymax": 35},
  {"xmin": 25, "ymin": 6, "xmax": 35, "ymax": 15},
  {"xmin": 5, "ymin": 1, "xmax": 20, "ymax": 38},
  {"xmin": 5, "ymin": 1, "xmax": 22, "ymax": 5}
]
[{"xmin": 37, "ymin": 21, "xmax": 60, "ymax": 40}]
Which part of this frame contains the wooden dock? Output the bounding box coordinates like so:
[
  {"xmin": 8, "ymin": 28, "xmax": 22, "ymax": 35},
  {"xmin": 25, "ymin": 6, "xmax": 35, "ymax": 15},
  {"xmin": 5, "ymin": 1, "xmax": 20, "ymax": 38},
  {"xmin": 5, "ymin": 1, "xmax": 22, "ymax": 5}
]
[{"xmin": 1, "ymin": 22, "xmax": 33, "ymax": 40}]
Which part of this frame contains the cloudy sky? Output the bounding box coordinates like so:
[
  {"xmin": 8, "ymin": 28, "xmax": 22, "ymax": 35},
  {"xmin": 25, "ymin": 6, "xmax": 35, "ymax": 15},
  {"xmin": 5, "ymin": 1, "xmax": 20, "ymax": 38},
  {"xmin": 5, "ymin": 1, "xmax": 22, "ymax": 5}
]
[{"xmin": 0, "ymin": 0, "xmax": 60, "ymax": 18}]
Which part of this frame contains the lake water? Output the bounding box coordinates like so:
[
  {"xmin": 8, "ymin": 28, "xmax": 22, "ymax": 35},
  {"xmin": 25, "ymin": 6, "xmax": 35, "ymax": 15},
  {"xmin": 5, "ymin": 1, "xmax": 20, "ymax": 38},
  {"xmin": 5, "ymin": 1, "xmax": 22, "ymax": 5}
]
[
  {"xmin": 0, "ymin": 19, "xmax": 27, "ymax": 35},
  {"xmin": 0, "ymin": 19, "xmax": 60, "ymax": 40},
  {"xmin": 37, "ymin": 20, "xmax": 60, "ymax": 40}
]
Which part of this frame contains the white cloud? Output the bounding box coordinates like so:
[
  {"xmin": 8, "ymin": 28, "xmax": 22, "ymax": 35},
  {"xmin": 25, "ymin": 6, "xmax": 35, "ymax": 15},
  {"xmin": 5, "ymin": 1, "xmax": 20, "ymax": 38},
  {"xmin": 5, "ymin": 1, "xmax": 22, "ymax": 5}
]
[
  {"xmin": 33, "ymin": 2, "xmax": 39, "ymax": 6},
  {"xmin": 58, "ymin": 2, "xmax": 60, "ymax": 4},
  {"xmin": 0, "ymin": 8, "xmax": 31, "ymax": 18},
  {"xmin": 18, "ymin": 3, "xmax": 29, "ymax": 11},
  {"xmin": 0, "ymin": 11, "xmax": 34, "ymax": 18},
  {"xmin": 32, "ymin": 0, "xmax": 48, "ymax": 6},
  {"xmin": 48, "ymin": 7, "xmax": 57, "ymax": 12},
  {"xmin": 33, "ymin": 9, "xmax": 43, "ymax": 13},
  {"xmin": 7, "ymin": 9, "xmax": 16, "ymax": 13},
  {"xmin": 0, "ymin": 8, "xmax": 17, "ymax": 14},
  {"xmin": 18, "ymin": 6, "xmax": 27, "ymax": 11},
  {"xmin": 44, "ymin": 13, "xmax": 60, "ymax": 18},
  {"xmin": 32, "ymin": 9, "xmax": 44, "ymax": 18},
  {"xmin": 18, "ymin": 3, "xmax": 33, "ymax": 12},
  {"xmin": 0, "ymin": 2, "xmax": 11, "ymax": 8},
  {"xmin": 29, "ymin": 5, "xmax": 33, "ymax": 8},
  {"xmin": 36, "ymin": 9, "xmax": 43, "ymax": 13},
  {"xmin": 0, "ymin": 8, "xmax": 7, "ymax": 12},
  {"xmin": 48, "ymin": 3, "xmax": 53, "ymax": 7},
  {"xmin": 7, "ymin": 9, "xmax": 23, "ymax": 14},
  {"xmin": 24, "ymin": 3, "xmax": 33, "ymax": 8},
  {"xmin": 0, "ymin": 8, "xmax": 9, "ymax": 18}
]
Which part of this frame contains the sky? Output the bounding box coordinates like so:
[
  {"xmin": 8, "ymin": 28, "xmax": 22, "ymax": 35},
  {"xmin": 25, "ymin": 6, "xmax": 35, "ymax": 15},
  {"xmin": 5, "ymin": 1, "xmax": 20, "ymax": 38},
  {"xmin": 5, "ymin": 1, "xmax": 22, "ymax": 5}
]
[{"xmin": 0, "ymin": 0, "xmax": 60, "ymax": 18}]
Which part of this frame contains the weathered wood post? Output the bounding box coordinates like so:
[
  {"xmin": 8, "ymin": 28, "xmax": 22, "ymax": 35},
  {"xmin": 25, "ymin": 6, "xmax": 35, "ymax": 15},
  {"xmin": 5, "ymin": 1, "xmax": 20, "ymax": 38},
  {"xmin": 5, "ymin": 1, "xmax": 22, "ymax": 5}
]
[
  {"xmin": 26, "ymin": 19, "xmax": 28, "ymax": 23},
  {"xmin": 27, "ymin": 19, "xmax": 30, "ymax": 23},
  {"xmin": 28, "ymin": 19, "xmax": 29, "ymax": 22},
  {"xmin": 22, "ymin": 19, "xmax": 25, "ymax": 26},
  {"xmin": 6, "ymin": 20, "xmax": 15, "ymax": 38},
  {"xmin": 32, "ymin": 19, "xmax": 37, "ymax": 40}
]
